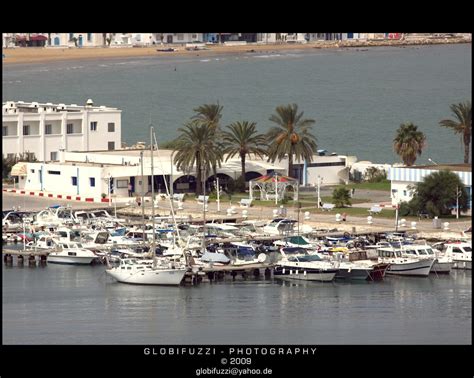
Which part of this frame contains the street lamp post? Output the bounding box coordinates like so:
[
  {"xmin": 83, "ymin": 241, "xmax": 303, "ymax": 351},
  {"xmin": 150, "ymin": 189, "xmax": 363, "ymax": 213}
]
[
  {"xmin": 215, "ymin": 177, "xmax": 220, "ymax": 212},
  {"xmin": 108, "ymin": 173, "xmax": 112, "ymax": 207},
  {"xmin": 317, "ymin": 176, "xmax": 322, "ymax": 208},
  {"xmin": 456, "ymin": 186, "xmax": 461, "ymax": 219}
]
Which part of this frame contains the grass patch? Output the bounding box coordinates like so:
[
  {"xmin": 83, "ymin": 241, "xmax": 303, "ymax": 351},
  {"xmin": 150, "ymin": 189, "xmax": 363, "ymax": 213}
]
[{"xmin": 337, "ymin": 180, "xmax": 391, "ymax": 191}]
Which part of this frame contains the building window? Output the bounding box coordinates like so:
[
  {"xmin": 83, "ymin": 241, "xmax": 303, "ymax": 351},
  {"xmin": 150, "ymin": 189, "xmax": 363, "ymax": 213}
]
[
  {"xmin": 108, "ymin": 141, "xmax": 115, "ymax": 150},
  {"xmin": 45, "ymin": 124, "xmax": 52, "ymax": 135},
  {"xmin": 403, "ymin": 190, "xmax": 407, "ymax": 196},
  {"xmin": 50, "ymin": 151, "xmax": 58, "ymax": 161},
  {"xmin": 177, "ymin": 33, "xmax": 184, "ymax": 40},
  {"xmin": 67, "ymin": 123, "xmax": 74, "ymax": 134},
  {"xmin": 2, "ymin": 126, "xmax": 7, "ymax": 136},
  {"xmin": 7, "ymin": 153, "xmax": 15, "ymax": 159},
  {"xmin": 48, "ymin": 170, "xmax": 61, "ymax": 175},
  {"xmin": 89, "ymin": 177, "xmax": 95, "ymax": 187},
  {"xmin": 69, "ymin": 33, "xmax": 74, "ymax": 40},
  {"xmin": 31, "ymin": 169, "xmax": 35, "ymax": 173},
  {"xmin": 72, "ymin": 176, "xmax": 78, "ymax": 186},
  {"xmin": 90, "ymin": 121, "xmax": 97, "ymax": 131},
  {"xmin": 108, "ymin": 123, "xmax": 115, "ymax": 132},
  {"xmin": 87, "ymin": 33, "xmax": 92, "ymax": 42},
  {"xmin": 23, "ymin": 125, "xmax": 30, "ymax": 135}
]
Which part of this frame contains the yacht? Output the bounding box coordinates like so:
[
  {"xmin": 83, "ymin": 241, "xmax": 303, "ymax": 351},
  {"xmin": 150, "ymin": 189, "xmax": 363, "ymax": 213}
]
[
  {"xmin": 398, "ymin": 243, "xmax": 453, "ymax": 274},
  {"xmin": 443, "ymin": 242, "xmax": 472, "ymax": 270},
  {"xmin": 47, "ymin": 242, "xmax": 99, "ymax": 265},
  {"xmin": 274, "ymin": 247, "xmax": 338, "ymax": 282},
  {"xmin": 377, "ymin": 247, "xmax": 435, "ymax": 277},
  {"xmin": 106, "ymin": 258, "xmax": 186, "ymax": 285}
]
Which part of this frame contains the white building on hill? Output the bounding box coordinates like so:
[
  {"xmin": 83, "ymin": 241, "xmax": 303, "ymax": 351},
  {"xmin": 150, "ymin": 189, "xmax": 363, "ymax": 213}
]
[{"xmin": 2, "ymin": 100, "xmax": 122, "ymax": 162}]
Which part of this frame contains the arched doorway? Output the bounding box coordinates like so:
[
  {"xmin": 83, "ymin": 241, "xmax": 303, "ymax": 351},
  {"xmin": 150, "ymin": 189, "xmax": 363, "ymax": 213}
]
[
  {"xmin": 54, "ymin": 37, "xmax": 60, "ymax": 46},
  {"xmin": 174, "ymin": 175, "xmax": 197, "ymax": 193},
  {"xmin": 207, "ymin": 173, "xmax": 234, "ymax": 193}
]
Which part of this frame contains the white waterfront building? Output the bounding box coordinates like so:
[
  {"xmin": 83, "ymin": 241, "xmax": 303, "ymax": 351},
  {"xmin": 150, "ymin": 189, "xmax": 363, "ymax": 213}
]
[
  {"xmin": 388, "ymin": 164, "xmax": 472, "ymax": 209},
  {"xmin": 2, "ymin": 100, "xmax": 121, "ymax": 162},
  {"xmin": 10, "ymin": 148, "xmax": 352, "ymax": 200}
]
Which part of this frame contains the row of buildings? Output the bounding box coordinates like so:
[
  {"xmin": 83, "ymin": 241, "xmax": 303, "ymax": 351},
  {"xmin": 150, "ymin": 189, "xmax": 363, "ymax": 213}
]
[
  {"xmin": 3, "ymin": 100, "xmax": 471, "ymax": 209},
  {"xmin": 3, "ymin": 33, "xmax": 411, "ymax": 48}
]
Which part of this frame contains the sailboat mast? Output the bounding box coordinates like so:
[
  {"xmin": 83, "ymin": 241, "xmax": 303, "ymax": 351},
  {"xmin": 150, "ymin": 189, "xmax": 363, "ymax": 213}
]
[
  {"xmin": 140, "ymin": 150, "xmax": 145, "ymax": 237},
  {"xmin": 150, "ymin": 126, "xmax": 156, "ymax": 266}
]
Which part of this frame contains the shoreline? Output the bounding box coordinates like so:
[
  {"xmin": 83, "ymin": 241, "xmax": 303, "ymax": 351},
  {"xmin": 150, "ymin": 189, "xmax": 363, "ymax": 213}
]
[{"xmin": 3, "ymin": 38, "xmax": 471, "ymax": 65}]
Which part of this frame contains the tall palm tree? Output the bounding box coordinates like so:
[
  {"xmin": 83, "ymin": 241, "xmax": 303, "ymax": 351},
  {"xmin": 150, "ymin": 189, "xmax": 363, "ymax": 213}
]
[
  {"xmin": 393, "ymin": 122, "xmax": 426, "ymax": 166},
  {"xmin": 221, "ymin": 121, "xmax": 267, "ymax": 186},
  {"xmin": 439, "ymin": 101, "xmax": 472, "ymax": 163},
  {"xmin": 173, "ymin": 121, "xmax": 223, "ymax": 195},
  {"xmin": 192, "ymin": 103, "xmax": 223, "ymax": 130},
  {"xmin": 192, "ymin": 103, "xmax": 224, "ymax": 180},
  {"xmin": 266, "ymin": 103, "xmax": 317, "ymax": 177}
]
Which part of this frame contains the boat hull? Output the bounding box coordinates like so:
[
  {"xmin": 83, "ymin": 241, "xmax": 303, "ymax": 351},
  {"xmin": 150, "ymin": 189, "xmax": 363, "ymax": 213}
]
[
  {"xmin": 106, "ymin": 268, "xmax": 186, "ymax": 285},
  {"xmin": 452, "ymin": 259, "xmax": 472, "ymax": 270},
  {"xmin": 47, "ymin": 255, "xmax": 96, "ymax": 265},
  {"xmin": 431, "ymin": 261, "xmax": 453, "ymax": 274},
  {"xmin": 274, "ymin": 266, "xmax": 337, "ymax": 282},
  {"xmin": 368, "ymin": 263, "xmax": 390, "ymax": 281},
  {"xmin": 335, "ymin": 267, "xmax": 372, "ymax": 281},
  {"xmin": 386, "ymin": 259, "xmax": 434, "ymax": 277}
]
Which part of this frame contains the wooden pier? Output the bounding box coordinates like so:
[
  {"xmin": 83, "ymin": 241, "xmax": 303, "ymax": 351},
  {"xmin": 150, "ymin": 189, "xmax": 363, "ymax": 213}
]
[{"xmin": 3, "ymin": 248, "xmax": 49, "ymax": 266}]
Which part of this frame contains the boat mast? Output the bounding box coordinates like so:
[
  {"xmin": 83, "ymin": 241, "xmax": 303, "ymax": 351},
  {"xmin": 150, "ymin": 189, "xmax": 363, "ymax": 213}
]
[
  {"xmin": 150, "ymin": 126, "xmax": 156, "ymax": 268},
  {"xmin": 140, "ymin": 150, "xmax": 145, "ymax": 239}
]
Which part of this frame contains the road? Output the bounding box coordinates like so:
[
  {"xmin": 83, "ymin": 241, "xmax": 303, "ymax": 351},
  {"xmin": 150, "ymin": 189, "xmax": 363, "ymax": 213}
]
[{"xmin": 2, "ymin": 192, "xmax": 110, "ymax": 211}]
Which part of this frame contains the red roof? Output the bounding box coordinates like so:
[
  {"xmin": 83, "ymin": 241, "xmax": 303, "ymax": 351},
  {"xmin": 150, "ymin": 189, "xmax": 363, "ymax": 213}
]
[{"xmin": 30, "ymin": 35, "xmax": 47, "ymax": 41}]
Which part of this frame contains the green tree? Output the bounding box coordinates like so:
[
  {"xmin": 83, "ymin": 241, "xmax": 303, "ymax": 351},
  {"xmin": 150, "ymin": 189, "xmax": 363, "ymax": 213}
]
[
  {"xmin": 266, "ymin": 103, "xmax": 317, "ymax": 177},
  {"xmin": 409, "ymin": 170, "xmax": 468, "ymax": 217},
  {"xmin": 364, "ymin": 166, "xmax": 387, "ymax": 183},
  {"xmin": 2, "ymin": 152, "xmax": 37, "ymax": 180},
  {"xmin": 439, "ymin": 101, "xmax": 472, "ymax": 163},
  {"xmin": 332, "ymin": 187, "xmax": 352, "ymax": 208},
  {"xmin": 173, "ymin": 121, "xmax": 223, "ymax": 195},
  {"xmin": 393, "ymin": 122, "xmax": 426, "ymax": 166},
  {"xmin": 221, "ymin": 121, "xmax": 267, "ymax": 191}
]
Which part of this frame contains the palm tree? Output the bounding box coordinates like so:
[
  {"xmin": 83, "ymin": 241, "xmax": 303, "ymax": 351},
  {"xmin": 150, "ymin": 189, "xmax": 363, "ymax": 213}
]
[
  {"xmin": 192, "ymin": 103, "xmax": 223, "ymax": 130},
  {"xmin": 266, "ymin": 103, "xmax": 317, "ymax": 177},
  {"xmin": 192, "ymin": 103, "xmax": 224, "ymax": 180},
  {"xmin": 439, "ymin": 101, "xmax": 472, "ymax": 163},
  {"xmin": 173, "ymin": 121, "xmax": 223, "ymax": 195},
  {"xmin": 221, "ymin": 121, "xmax": 267, "ymax": 187},
  {"xmin": 393, "ymin": 122, "xmax": 426, "ymax": 166}
]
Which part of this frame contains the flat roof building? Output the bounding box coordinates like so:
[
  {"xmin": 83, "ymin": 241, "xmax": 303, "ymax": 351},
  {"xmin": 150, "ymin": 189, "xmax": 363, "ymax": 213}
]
[{"xmin": 2, "ymin": 100, "xmax": 122, "ymax": 162}]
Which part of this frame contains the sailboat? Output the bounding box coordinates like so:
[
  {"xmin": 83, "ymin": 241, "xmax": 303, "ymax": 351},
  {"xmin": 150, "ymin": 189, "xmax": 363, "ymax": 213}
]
[{"xmin": 106, "ymin": 126, "xmax": 187, "ymax": 285}]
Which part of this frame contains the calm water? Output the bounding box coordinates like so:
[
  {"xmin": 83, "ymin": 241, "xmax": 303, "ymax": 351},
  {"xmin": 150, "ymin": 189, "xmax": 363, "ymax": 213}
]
[
  {"xmin": 2, "ymin": 44, "xmax": 471, "ymax": 164},
  {"xmin": 2, "ymin": 261, "xmax": 471, "ymax": 344}
]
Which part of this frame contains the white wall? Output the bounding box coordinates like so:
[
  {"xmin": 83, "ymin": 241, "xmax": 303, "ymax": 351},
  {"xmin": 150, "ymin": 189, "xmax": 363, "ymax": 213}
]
[
  {"xmin": 391, "ymin": 181, "xmax": 416, "ymax": 205},
  {"xmin": 2, "ymin": 104, "xmax": 121, "ymax": 161},
  {"xmin": 24, "ymin": 163, "xmax": 104, "ymax": 197}
]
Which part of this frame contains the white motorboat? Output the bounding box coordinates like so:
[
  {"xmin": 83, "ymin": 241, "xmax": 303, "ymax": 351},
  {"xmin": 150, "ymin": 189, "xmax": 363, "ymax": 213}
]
[
  {"xmin": 398, "ymin": 244, "xmax": 453, "ymax": 274},
  {"xmin": 47, "ymin": 242, "xmax": 99, "ymax": 265},
  {"xmin": 443, "ymin": 242, "xmax": 472, "ymax": 270},
  {"xmin": 274, "ymin": 247, "xmax": 338, "ymax": 282},
  {"xmin": 377, "ymin": 248, "xmax": 435, "ymax": 277},
  {"xmin": 106, "ymin": 258, "xmax": 186, "ymax": 285},
  {"xmin": 263, "ymin": 218, "xmax": 298, "ymax": 236}
]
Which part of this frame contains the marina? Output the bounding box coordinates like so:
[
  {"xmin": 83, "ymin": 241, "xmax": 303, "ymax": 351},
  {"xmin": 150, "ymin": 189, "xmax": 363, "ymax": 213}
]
[{"xmin": 2, "ymin": 38, "xmax": 471, "ymax": 347}]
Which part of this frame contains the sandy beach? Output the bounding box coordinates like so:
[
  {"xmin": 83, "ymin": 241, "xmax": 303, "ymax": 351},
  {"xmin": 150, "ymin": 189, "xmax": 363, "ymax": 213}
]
[{"xmin": 3, "ymin": 38, "xmax": 470, "ymax": 65}]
